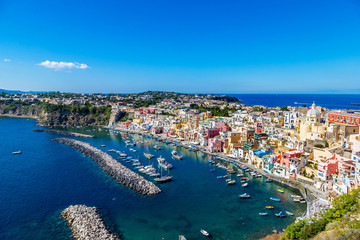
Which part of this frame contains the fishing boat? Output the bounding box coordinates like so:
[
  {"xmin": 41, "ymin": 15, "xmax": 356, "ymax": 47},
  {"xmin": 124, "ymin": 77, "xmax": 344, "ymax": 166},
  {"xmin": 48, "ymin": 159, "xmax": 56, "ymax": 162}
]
[
  {"xmin": 171, "ymin": 150, "xmax": 183, "ymax": 160},
  {"xmin": 200, "ymin": 229, "xmax": 210, "ymax": 237},
  {"xmin": 275, "ymin": 211, "xmax": 286, "ymax": 218},
  {"xmin": 242, "ymin": 182, "xmax": 248, "ymax": 187},
  {"xmin": 259, "ymin": 212, "xmax": 268, "ymax": 216},
  {"xmin": 154, "ymin": 168, "xmax": 172, "ymax": 183},
  {"xmin": 286, "ymin": 211, "xmax": 294, "ymax": 216},
  {"xmin": 12, "ymin": 150, "xmax": 22, "ymax": 155},
  {"xmin": 154, "ymin": 175, "xmax": 172, "ymax": 183},
  {"xmin": 270, "ymin": 197, "xmax": 281, "ymax": 202},
  {"xmin": 154, "ymin": 145, "xmax": 162, "ymax": 150},
  {"xmin": 144, "ymin": 153, "xmax": 154, "ymax": 159},
  {"xmin": 265, "ymin": 206, "xmax": 274, "ymax": 209},
  {"xmin": 239, "ymin": 193, "xmax": 251, "ymax": 199},
  {"xmin": 157, "ymin": 156, "xmax": 173, "ymax": 169},
  {"xmin": 277, "ymin": 189, "xmax": 284, "ymax": 193},
  {"xmin": 100, "ymin": 145, "xmax": 106, "ymax": 147}
]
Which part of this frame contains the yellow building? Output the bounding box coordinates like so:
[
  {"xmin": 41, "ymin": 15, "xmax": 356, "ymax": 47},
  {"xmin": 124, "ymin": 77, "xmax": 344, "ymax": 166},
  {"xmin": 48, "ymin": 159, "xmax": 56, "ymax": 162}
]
[{"xmin": 299, "ymin": 102, "xmax": 327, "ymax": 141}]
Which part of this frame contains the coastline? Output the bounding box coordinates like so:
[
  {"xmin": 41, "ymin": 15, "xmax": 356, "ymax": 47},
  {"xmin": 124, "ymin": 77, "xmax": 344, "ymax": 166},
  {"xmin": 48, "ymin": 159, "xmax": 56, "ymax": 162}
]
[
  {"xmin": 0, "ymin": 113, "xmax": 39, "ymax": 120},
  {"xmin": 110, "ymin": 126, "xmax": 321, "ymax": 220}
]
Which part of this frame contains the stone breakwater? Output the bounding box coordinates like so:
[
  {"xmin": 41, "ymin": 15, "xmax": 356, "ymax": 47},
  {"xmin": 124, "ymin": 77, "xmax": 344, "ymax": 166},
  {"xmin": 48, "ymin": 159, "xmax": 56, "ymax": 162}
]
[
  {"xmin": 62, "ymin": 205, "xmax": 119, "ymax": 240},
  {"xmin": 53, "ymin": 137, "xmax": 161, "ymax": 195},
  {"xmin": 34, "ymin": 129, "xmax": 95, "ymax": 138}
]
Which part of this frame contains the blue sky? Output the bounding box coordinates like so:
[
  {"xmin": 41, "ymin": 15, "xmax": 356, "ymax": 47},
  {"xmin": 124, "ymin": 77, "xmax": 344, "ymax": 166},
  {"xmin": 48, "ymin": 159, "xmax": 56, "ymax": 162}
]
[{"xmin": 1, "ymin": 0, "xmax": 360, "ymax": 93}]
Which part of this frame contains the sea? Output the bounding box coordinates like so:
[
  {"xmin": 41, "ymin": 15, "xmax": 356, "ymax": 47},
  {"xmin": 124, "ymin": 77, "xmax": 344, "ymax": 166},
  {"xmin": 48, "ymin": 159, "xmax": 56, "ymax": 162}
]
[
  {"xmin": 0, "ymin": 117, "xmax": 307, "ymax": 240},
  {"xmin": 228, "ymin": 94, "xmax": 360, "ymax": 110}
]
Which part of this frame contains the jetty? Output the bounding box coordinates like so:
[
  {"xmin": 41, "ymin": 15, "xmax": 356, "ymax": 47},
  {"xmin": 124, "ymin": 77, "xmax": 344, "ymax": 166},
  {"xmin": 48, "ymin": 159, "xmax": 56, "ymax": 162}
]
[
  {"xmin": 62, "ymin": 205, "xmax": 120, "ymax": 240},
  {"xmin": 34, "ymin": 129, "xmax": 95, "ymax": 138},
  {"xmin": 53, "ymin": 137, "xmax": 161, "ymax": 195}
]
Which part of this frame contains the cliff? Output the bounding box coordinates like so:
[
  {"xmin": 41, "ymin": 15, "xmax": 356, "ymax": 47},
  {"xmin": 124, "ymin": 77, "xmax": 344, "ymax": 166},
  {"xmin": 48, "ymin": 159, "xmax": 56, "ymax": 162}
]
[{"xmin": 0, "ymin": 101, "xmax": 111, "ymax": 127}]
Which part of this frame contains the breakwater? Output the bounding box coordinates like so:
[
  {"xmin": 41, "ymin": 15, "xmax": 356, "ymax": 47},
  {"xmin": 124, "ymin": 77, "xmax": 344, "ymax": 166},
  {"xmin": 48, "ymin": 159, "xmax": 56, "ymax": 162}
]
[
  {"xmin": 53, "ymin": 137, "xmax": 161, "ymax": 195},
  {"xmin": 62, "ymin": 205, "xmax": 119, "ymax": 240},
  {"xmin": 34, "ymin": 129, "xmax": 95, "ymax": 138}
]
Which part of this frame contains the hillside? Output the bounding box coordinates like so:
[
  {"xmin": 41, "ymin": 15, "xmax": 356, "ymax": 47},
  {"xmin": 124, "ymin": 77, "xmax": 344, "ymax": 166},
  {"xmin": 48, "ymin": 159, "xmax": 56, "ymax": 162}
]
[
  {"xmin": 0, "ymin": 100, "xmax": 111, "ymax": 127},
  {"xmin": 283, "ymin": 188, "xmax": 360, "ymax": 240}
]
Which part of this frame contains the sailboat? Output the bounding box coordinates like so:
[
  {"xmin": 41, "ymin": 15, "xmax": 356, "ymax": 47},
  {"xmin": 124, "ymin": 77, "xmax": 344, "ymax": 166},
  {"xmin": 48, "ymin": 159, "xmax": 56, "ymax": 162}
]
[{"xmin": 154, "ymin": 167, "xmax": 172, "ymax": 183}]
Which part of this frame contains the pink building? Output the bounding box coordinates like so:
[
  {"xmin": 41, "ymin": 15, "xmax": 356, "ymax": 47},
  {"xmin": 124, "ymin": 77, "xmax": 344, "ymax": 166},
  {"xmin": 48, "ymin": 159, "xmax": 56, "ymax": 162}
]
[
  {"xmin": 208, "ymin": 138, "xmax": 224, "ymax": 153},
  {"xmin": 151, "ymin": 126, "xmax": 163, "ymax": 134},
  {"xmin": 215, "ymin": 122, "xmax": 231, "ymax": 132},
  {"xmin": 206, "ymin": 128, "xmax": 220, "ymax": 139},
  {"xmin": 280, "ymin": 151, "xmax": 303, "ymax": 168}
]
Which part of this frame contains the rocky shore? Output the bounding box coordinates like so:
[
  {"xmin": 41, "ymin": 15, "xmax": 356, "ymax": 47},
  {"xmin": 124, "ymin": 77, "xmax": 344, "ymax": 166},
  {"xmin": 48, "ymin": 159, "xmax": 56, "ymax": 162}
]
[
  {"xmin": 53, "ymin": 137, "xmax": 161, "ymax": 195},
  {"xmin": 62, "ymin": 205, "xmax": 119, "ymax": 240},
  {"xmin": 33, "ymin": 129, "xmax": 94, "ymax": 138}
]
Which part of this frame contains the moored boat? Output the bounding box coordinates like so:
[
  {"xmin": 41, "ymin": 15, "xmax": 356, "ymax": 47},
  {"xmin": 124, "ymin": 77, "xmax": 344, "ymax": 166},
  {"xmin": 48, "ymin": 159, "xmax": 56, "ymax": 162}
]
[
  {"xmin": 259, "ymin": 212, "xmax": 268, "ymax": 216},
  {"xmin": 277, "ymin": 189, "xmax": 284, "ymax": 193},
  {"xmin": 265, "ymin": 178, "xmax": 272, "ymax": 183},
  {"xmin": 171, "ymin": 150, "xmax": 183, "ymax": 160},
  {"xmin": 275, "ymin": 211, "xmax": 286, "ymax": 218},
  {"xmin": 265, "ymin": 206, "xmax": 274, "ymax": 209},
  {"xmin": 239, "ymin": 193, "xmax": 251, "ymax": 199},
  {"xmin": 242, "ymin": 182, "xmax": 248, "ymax": 187},
  {"xmin": 154, "ymin": 175, "xmax": 172, "ymax": 183},
  {"xmin": 157, "ymin": 156, "xmax": 173, "ymax": 169},
  {"xmin": 270, "ymin": 197, "xmax": 281, "ymax": 202},
  {"xmin": 286, "ymin": 211, "xmax": 294, "ymax": 216},
  {"xmin": 144, "ymin": 153, "xmax": 154, "ymax": 159},
  {"xmin": 227, "ymin": 180, "xmax": 236, "ymax": 185},
  {"xmin": 179, "ymin": 235, "xmax": 187, "ymax": 240}
]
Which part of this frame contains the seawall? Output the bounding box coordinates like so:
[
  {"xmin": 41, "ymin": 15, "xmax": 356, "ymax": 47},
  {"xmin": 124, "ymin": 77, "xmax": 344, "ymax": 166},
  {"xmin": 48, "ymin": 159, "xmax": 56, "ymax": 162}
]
[
  {"xmin": 34, "ymin": 129, "xmax": 94, "ymax": 138},
  {"xmin": 62, "ymin": 205, "xmax": 119, "ymax": 240},
  {"xmin": 53, "ymin": 137, "xmax": 161, "ymax": 195}
]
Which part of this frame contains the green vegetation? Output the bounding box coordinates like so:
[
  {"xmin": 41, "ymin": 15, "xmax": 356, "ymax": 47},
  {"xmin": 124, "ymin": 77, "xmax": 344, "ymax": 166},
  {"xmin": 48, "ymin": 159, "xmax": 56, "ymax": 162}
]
[
  {"xmin": 281, "ymin": 106, "xmax": 289, "ymax": 111},
  {"xmin": 252, "ymin": 106, "xmax": 264, "ymax": 112},
  {"xmin": 284, "ymin": 188, "xmax": 360, "ymax": 240},
  {"xmin": 190, "ymin": 105, "xmax": 231, "ymax": 117}
]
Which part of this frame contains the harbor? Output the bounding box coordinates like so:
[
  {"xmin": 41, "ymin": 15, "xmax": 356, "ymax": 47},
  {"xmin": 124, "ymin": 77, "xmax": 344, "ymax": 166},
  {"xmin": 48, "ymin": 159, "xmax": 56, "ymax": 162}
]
[{"xmin": 0, "ymin": 118, "xmax": 306, "ymax": 240}]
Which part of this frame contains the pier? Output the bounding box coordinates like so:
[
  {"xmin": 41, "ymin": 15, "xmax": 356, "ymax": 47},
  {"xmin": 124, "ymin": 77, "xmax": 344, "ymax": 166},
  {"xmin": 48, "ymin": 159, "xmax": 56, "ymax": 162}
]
[
  {"xmin": 53, "ymin": 137, "xmax": 161, "ymax": 195},
  {"xmin": 34, "ymin": 129, "xmax": 95, "ymax": 138},
  {"xmin": 62, "ymin": 205, "xmax": 119, "ymax": 240}
]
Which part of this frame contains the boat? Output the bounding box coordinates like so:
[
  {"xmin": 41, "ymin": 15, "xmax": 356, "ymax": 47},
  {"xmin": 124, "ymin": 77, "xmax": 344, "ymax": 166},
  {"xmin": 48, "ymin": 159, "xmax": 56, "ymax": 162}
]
[
  {"xmin": 100, "ymin": 145, "xmax": 106, "ymax": 147},
  {"xmin": 154, "ymin": 168, "xmax": 172, "ymax": 183},
  {"xmin": 209, "ymin": 169, "xmax": 216, "ymax": 172},
  {"xmin": 119, "ymin": 152, "xmax": 127, "ymax": 157},
  {"xmin": 157, "ymin": 156, "xmax": 173, "ymax": 169},
  {"xmin": 228, "ymin": 170, "xmax": 236, "ymax": 174},
  {"xmin": 179, "ymin": 235, "xmax": 187, "ymax": 240},
  {"xmin": 270, "ymin": 197, "xmax": 281, "ymax": 202},
  {"xmin": 108, "ymin": 149, "xmax": 116, "ymax": 152},
  {"xmin": 144, "ymin": 153, "xmax": 154, "ymax": 159},
  {"xmin": 290, "ymin": 194, "xmax": 301, "ymax": 198},
  {"xmin": 293, "ymin": 198, "xmax": 300, "ymax": 202},
  {"xmin": 259, "ymin": 212, "xmax": 268, "ymax": 216},
  {"xmin": 286, "ymin": 211, "xmax": 294, "ymax": 216},
  {"xmin": 265, "ymin": 206, "xmax": 274, "ymax": 209},
  {"xmin": 200, "ymin": 229, "xmax": 210, "ymax": 237},
  {"xmin": 227, "ymin": 180, "xmax": 236, "ymax": 185},
  {"xmin": 300, "ymin": 200, "xmax": 306, "ymax": 204},
  {"xmin": 265, "ymin": 178, "xmax": 272, "ymax": 183},
  {"xmin": 277, "ymin": 189, "xmax": 284, "ymax": 193},
  {"xmin": 275, "ymin": 211, "xmax": 286, "ymax": 218},
  {"xmin": 242, "ymin": 183, "xmax": 248, "ymax": 187},
  {"xmin": 154, "ymin": 145, "xmax": 162, "ymax": 150},
  {"xmin": 237, "ymin": 173, "xmax": 244, "ymax": 177},
  {"xmin": 239, "ymin": 193, "xmax": 251, "ymax": 199},
  {"xmin": 217, "ymin": 176, "xmax": 223, "ymax": 179},
  {"xmin": 12, "ymin": 151, "xmax": 22, "ymax": 155},
  {"xmin": 171, "ymin": 150, "xmax": 183, "ymax": 160},
  {"xmin": 154, "ymin": 175, "xmax": 172, "ymax": 183}
]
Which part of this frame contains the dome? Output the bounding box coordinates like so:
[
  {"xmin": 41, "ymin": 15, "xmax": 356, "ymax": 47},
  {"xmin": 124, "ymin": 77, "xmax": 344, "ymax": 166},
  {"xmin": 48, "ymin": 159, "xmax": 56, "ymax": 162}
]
[{"xmin": 306, "ymin": 102, "xmax": 320, "ymax": 117}]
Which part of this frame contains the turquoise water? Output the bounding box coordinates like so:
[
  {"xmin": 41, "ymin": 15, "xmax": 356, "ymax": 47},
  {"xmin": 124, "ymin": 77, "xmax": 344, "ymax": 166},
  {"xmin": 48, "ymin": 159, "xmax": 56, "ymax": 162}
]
[{"xmin": 0, "ymin": 117, "xmax": 306, "ymax": 240}]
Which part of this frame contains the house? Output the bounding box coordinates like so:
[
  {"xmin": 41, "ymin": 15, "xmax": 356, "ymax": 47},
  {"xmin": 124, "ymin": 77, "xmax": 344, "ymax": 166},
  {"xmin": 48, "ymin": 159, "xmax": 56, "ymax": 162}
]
[{"xmin": 208, "ymin": 138, "xmax": 224, "ymax": 153}]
